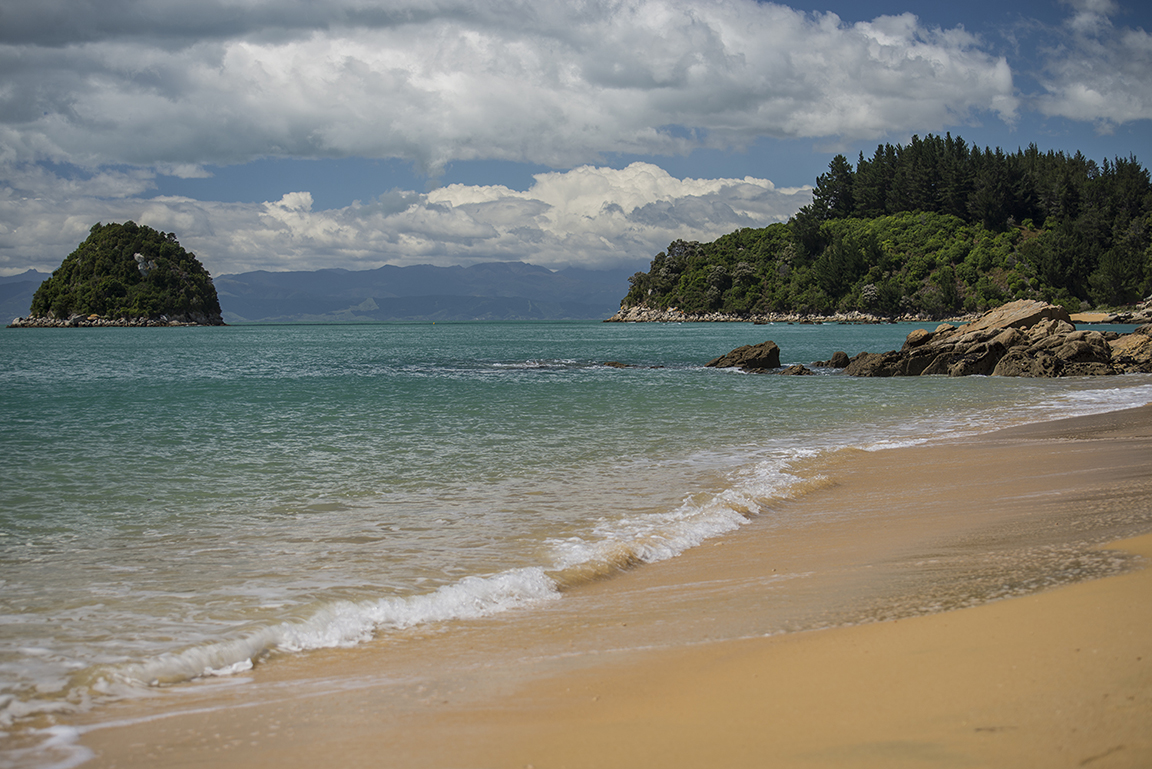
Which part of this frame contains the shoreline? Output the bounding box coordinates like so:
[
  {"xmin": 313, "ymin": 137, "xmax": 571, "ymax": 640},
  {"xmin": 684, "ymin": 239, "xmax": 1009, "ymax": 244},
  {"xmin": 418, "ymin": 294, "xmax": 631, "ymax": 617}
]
[
  {"xmin": 603, "ymin": 305, "xmax": 956, "ymax": 325},
  {"xmin": 72, "ymin": 404, "xmax": 1152, "ymax": 768},
  {"xmin": 7, "ymin": 316, "xmax": 225, "ymax": 328},
  {"xmin": 603, "ymin": 304, "xmax": 1152, "ymax": 326}
]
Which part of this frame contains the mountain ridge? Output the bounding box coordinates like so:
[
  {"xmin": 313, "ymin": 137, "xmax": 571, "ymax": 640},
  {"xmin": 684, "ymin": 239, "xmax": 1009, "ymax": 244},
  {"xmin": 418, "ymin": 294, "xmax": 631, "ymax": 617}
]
[
  {"xmin": 203, "ymin": 261, "xmax": 635, "ymax": 322},
  {"xmin": 5, "ymin": 261, "xmax": 636, "ymax": 323}
]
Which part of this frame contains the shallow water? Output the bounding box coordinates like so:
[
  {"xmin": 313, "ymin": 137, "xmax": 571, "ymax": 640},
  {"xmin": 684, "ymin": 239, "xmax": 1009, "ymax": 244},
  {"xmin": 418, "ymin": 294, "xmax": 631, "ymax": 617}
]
[{"xmin": 2, "ymin": 320, "xmax": 1151, "ymax": 766}]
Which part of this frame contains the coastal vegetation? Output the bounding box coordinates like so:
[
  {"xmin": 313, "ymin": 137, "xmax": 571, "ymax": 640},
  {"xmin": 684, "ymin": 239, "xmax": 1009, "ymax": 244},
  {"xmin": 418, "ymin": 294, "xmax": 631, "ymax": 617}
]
[
  {"xmin": 620, "ymin": 134, "xmax": 1152, "ymax": 318},
  {"xmin": 26, "ymin": 222, "xmax": 224, "ymax": 325}
]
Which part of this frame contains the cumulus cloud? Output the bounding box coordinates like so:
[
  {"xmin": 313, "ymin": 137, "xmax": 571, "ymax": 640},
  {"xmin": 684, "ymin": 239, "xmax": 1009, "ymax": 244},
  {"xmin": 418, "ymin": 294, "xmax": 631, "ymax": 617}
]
[
  {"xmin": 1033, "ymin": 0, "xmax": 1152, "ymax": 126},
  {"xmin": 3, "ymin": 0, "xmax": 1146, "ymax": 278},
  {"xmin": 0, "ymin": 162, "xmax": 810, "ymax": 275},
  {"xmin": 0, "ymin": 0, "xmax": 1017, "ymax": 171}
]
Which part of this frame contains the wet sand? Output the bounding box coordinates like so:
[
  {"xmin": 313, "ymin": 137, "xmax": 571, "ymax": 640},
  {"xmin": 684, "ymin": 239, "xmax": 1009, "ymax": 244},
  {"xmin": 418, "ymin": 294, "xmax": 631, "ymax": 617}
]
[{"xmin": 79, "ymin": 405, "xmax": 1152, "ymax": 768}]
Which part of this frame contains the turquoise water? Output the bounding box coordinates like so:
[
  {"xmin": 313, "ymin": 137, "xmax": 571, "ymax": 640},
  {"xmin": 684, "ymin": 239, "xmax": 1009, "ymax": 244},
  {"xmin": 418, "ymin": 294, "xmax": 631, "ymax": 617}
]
[{"xmin": 2, "ymin": 321, "xmax": 1151, "ymax": 763}]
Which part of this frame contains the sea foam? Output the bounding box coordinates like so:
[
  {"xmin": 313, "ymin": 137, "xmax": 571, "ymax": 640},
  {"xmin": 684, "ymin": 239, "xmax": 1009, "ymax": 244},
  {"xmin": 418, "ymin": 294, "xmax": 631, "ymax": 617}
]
[
  {"xmin": 71, "ymin": 450, "xmax": 825, "ymax": 697},
  {"xmin": 92, "ymin": 566, "xmax": 561, "ymax": 693}
]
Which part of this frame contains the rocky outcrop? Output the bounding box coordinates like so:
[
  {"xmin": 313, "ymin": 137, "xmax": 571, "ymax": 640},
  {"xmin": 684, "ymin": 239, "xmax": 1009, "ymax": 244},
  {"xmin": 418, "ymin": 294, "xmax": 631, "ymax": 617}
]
[
  {"xmin": 838, "ymin": 299, "xmax": 1139, "ymax": 378},
  {"xmin": 705, "ymin": 340, "xmax": 781, "ymax": 371},
  {"xmin": 700, "ymin": 301, "xmax": 1152, "ymax": 378},
  {"xmin": 9, "ymin": 311, "xmax": 223, "ymax": 328},
  {"xmin": 1110, "ymin": 324, "xmax": 1152, "ymax": 373}
]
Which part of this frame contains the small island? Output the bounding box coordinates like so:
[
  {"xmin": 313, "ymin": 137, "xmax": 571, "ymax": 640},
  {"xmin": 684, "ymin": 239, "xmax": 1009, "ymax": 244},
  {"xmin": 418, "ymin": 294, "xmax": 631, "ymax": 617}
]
[{"xmin": 8, "ymin": 222, "xmax": 225, "ymax": 327}]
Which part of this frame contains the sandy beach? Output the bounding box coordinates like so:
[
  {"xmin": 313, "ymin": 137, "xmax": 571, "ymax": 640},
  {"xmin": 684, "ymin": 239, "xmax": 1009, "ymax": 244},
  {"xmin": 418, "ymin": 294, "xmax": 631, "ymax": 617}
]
[{"xmin": 78, "ymin": 405, "xmax": 1152, "ymax": 769}]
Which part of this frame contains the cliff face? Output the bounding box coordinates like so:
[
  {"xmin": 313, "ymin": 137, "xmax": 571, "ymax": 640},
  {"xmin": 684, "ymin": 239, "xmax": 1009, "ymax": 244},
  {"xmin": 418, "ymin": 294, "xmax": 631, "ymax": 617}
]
[{"xmin": 11, "ymin": 222, "xmax": 224, "ymax": 327}]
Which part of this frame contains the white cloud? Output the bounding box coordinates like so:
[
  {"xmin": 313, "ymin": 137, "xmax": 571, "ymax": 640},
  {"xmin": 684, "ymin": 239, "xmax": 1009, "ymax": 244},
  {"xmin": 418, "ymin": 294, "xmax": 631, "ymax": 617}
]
[
  {"xmin": 0, "ymin": 0, "xmax": 1018, "ymax": 172},
  {"xmin": 1060, "ymin": 0, "xmax": 1121, "ymax": 35},
  {"xmin": 5, "ymin": 0, "xmax": 1147, "ymax": 279},
  {"xmin": 1034, "ymin": 1, "xmax": 1152, "ymax": 126},
  {"xmin": 156, "ymin": 164, "xmax": 214, "ymax": 179},
  {"xmin": 0, "ymin": 162, "xmax": 810, "ymax": 275}
]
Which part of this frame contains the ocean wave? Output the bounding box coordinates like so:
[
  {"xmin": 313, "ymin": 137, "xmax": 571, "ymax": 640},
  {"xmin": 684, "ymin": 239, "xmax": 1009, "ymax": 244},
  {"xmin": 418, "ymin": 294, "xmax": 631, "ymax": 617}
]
[
  {"xmin": 82, "ymin": 567, "xmax": 561, "ymax": 695},
  {"xmin": 1042, "ymin": 380, "xmax": 1152, "ymax": 416},
  {"xmin": 546, "ymin": 451, "xmax": 827, "ymax": 589},
  {"xmin": 3, "ymin": 446, "xmax": 831, "ymax": 740}
]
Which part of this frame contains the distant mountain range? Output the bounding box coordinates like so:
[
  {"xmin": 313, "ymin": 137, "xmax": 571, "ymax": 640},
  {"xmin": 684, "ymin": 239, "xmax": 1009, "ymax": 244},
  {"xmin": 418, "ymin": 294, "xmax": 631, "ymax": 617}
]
[
  {"xmin": 3, "ymin": 262, "xmax": 637, "ymax": 324},
  {"xmin": 0, "ymin": 270, "xmax": 52, "ymax": 323}
]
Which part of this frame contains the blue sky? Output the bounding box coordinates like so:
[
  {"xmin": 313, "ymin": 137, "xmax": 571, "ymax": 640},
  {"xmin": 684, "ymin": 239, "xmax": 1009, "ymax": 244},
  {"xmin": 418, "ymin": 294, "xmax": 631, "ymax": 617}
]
[{"xmin": 2, "ymin": 0, "xmax": 1150, "ymax": 277}]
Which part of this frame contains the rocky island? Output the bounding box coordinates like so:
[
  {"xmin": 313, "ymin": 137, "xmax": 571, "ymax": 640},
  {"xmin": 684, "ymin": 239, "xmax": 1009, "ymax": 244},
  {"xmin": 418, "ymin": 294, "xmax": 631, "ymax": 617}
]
[
  {"xmin": 8, "ymin": 222, "xmax": 224, "ymax": 327},
  {"xmin": 708, "ymin": 299, "xmax": 1152, "ymax": 377}
]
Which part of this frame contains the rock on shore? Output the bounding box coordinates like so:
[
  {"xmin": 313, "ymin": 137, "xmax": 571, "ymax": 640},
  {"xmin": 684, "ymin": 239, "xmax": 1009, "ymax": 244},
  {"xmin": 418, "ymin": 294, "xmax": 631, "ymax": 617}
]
[
  {"xmin": 705, "ymin": 340, "xmax": 781, "ymax": 372},
  {"xmin": 841, "ymin": 299, "xmax": 1152, "ymax": 377}
]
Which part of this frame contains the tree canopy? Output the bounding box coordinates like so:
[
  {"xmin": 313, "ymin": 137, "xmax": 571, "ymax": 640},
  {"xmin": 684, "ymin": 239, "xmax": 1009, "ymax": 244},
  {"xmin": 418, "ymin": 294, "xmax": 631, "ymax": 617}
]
[
  {"xmin": 622, "ymin": 134, "xmax": 1152, "ymax": 317},
  {"xmin": 30, "ymin": 222, "xmax": 223, "ymax": 323}
]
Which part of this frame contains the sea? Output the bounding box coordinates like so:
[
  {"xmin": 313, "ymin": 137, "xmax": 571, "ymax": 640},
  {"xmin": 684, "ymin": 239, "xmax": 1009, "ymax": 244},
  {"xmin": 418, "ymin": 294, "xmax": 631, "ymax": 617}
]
[{"xmin": 2, "ymin": 319, "xmax": 1151, "ymax": 768}]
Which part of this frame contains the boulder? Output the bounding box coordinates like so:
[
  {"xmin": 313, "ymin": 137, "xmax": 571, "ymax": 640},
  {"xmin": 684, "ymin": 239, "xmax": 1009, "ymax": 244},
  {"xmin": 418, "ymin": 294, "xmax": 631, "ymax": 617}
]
[
  {"xmin": 780, "ymin": 364, "xmax": 815, "ymax": 376},
  {"xmin": 953, "ymin": 299, "xmax": 1072, "ymax": 337},
  {"xmin": 902, "ymin": 328, "xmax": 934, "ymax": 349},
  {"xmin": 946, "ymin": 339, "xmax": 1011, "ymax": 377},
  {"xmin": 813, "ymin": 351, "xmax": 850, "ymax": 368},
  {"xmin": 991, "ymin": 349, "xmax": 1064, "ymax": 377},
  {"xmin": 1109, "ymin": 324, "xmax": 1152, "ymax": 373},
  {"xmin": 992, "ymin": 327, "xmax": 1025, "ymax": 349},
  {"xmin": 706, "ymin": 340, "xmax": 781, "ymax": 372},
  {"xmin": 843, "ymin": 350, "xmax": 905, "ymax": 377}
]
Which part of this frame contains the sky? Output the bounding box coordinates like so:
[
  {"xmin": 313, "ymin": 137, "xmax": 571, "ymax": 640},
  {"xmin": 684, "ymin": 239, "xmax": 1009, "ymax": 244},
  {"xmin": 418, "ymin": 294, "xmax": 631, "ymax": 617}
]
[{"xmin": 1, "ymin": 0, "xmax": 1150, "ymax": 278}]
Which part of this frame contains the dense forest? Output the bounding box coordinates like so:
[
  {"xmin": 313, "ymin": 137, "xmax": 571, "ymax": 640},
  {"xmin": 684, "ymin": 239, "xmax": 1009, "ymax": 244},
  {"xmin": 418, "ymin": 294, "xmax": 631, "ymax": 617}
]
[
  {"xmin": 621, "ymin": 134, "xmax": 1152, "ymax": 317},
  {"xmin": 30, "ymin": 222, "xmax": 223, "ymax": 322}
]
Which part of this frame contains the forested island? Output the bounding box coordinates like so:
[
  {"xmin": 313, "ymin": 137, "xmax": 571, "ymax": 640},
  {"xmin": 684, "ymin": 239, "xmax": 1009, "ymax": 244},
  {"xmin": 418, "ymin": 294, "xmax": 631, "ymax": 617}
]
[
  {"xmin": 10, "ymin": 222, "xmax": 224, "ymax": 327},
  {"xmin": 614, "ymin": 134, "xmax": 1151, "ymax": 321}
]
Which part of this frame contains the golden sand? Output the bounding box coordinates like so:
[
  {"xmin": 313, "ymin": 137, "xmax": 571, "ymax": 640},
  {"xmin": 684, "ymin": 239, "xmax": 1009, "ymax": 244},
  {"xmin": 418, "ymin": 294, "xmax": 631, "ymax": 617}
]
[
  {"xmin": 79, "ymin": 406, "xmax": 1152, "ymax": 769},
  {"xmin": 1070, "ymin": 312, "xmax": 1115, "ymax": 323}
]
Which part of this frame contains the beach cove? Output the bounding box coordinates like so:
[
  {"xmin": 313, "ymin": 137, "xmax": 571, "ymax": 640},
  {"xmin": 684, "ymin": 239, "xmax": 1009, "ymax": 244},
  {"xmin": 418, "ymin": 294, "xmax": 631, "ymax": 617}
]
[{"xmin": 1, "ymin": 321, "xmax": 1150, "ymax": 768}]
